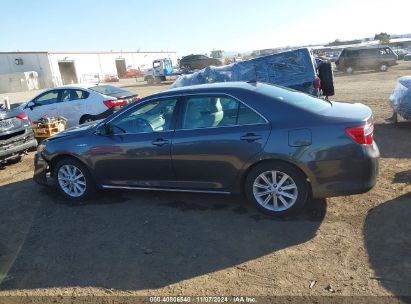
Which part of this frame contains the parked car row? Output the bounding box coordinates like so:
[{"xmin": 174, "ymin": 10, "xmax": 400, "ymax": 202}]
[{"xmin": 32, "ymin": 82, "xmax": 379, "ymax": 216}]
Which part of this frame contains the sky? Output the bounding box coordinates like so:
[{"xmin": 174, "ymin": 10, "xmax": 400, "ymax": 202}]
[{"xmin": 2, "ymin": 0, "xmax": 410, "ymax": 56}]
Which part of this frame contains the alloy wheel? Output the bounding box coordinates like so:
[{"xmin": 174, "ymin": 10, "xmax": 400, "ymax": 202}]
[
  {"xmin": 253, "ymin": 170, "xmax": 298, "ymax": 212},
  {"xmin": 57, "ymin": 164, "xmax": 87, "ymax": 197}
]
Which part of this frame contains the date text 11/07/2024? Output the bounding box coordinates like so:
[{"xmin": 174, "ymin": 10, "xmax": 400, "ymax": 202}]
[{"xmin": 149, "ymin": 296, "xmax": 257, "ymax": 303}]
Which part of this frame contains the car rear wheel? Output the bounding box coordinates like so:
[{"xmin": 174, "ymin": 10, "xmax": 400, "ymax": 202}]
[
  {"xmin": 54, "ymin": 158, "xmax": 94, "ymax": 202},
  {"xmin": 245, "ymin": 161, "xmax": 308, "ymax": 216},
  {"xmin": 146, "ymin": 76, "xmax": 154, "ymax": 85},
  {"xmin": 80, "ymin": 115, "xmax": 93, "ymax": 124},
  {"xmin": 182, "ymin": 64, "xmax": 191, "ymax": 72}
]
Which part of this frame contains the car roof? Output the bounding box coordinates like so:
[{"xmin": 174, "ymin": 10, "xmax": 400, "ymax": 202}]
[
  {"xmin": 52, "ymin": 83, "xmax": 99, "ymax": 90},
  {"xmin": 142, "ymin": 81, "xmax": 260, "ymax": 100},
  {"xmin": 50, "ymin": 83, "xmax": 126, "ymax": 90}
]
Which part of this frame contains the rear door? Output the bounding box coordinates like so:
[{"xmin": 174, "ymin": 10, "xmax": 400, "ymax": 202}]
[
  {"xmin": 171, "ymin": 94, "xmax": 271, "ymax": 191},
  {"xmin": 57, "ymin": 89, "xmax": 89, "ymax": 127},
  {"xmin": 24, "ymin": 90, "xmax": 60, "ymax": 122}
]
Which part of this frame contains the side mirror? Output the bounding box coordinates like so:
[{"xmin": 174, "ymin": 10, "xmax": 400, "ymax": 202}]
[
  {"xmin": 96, "ymin": 123, "xmax": 113, "ymax": 136},
  {"xmin": 26, "ymin": 101, "xmax": 35, "ymax": 110}
]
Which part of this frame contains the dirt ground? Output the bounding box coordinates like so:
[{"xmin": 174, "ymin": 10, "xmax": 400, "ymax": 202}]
[{"xmin": 0, "ymin": 62, "xmax": 410, "ymax": 303}]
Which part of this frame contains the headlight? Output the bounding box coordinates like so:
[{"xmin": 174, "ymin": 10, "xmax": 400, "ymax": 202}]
[{"xmin": 37, "ymin": 143, "xmax": 46, "ymax": 153}]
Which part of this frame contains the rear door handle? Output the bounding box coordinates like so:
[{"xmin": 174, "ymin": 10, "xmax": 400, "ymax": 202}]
[
  {"xmin": 151, "ymin": 138, "xmax": 169, "ymax": 146},
  {"xmin": 240, "ymin": 133, "xmax": 262, "ymax": 142}
]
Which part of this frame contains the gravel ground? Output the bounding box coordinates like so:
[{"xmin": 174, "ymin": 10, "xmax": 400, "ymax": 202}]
[{"xmin": 0, "ymin": 62, "xmax": 410, "ymax": 303}]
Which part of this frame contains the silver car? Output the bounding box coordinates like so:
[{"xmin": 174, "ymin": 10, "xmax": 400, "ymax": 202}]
[{"xmin": 20, "ymin": 84, "xmax": 140, "ymax": 127}]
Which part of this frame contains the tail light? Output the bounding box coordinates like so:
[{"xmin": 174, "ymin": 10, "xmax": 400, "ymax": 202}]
[
  {"xmin": 103, "ymin": 99, "xmax": 126, "ymax": 108},
  {"xmin": 314, "ymin": 76, "xmax": 321, "ymax": 89},
  {"xmin": 16, "ymin": 113, "xmax": 31, "ymax": 122},
  {"xmin": 132, "ymin": 95, "xmax": 141, "ymax": 102},
  {"xmin": 345, "ymin": 122, "xmax": 374, "ymax": 145}
]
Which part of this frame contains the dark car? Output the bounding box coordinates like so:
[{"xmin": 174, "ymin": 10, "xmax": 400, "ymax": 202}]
[
  {"xmin": 179, "ymin": 54, "xmax": 222, "ymax": 71},
  {"xmin": 33, "ymin": 82, "xmax": 379, "ymax": 216},
  {"xmin": 335, "ymin": 45, "xmax": 397, "ymax": 73},
  {"xmin": 0, "ymin": 107, "xmax": 37, "ymax": 166}
]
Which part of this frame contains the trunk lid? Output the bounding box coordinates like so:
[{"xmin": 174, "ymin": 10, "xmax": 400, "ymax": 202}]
[
  {"xmin": 322, "ymin": 101, "xmax": 372, "ymax": 123},
  {"xmin": 0, "ymin": 108, "xmax": 27, "ymax": 136}
]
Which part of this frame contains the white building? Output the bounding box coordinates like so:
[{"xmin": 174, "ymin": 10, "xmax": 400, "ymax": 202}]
[{"xmin": 0, "ymin": 51, "xmax": 178, "ymax": 90}]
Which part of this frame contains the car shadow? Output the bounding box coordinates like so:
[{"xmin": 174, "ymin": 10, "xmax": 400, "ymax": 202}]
[
  {"xmin": 0, "ymin": 179, "xmax": 326, "ymax": 291},
  {"xmin": 364, "ymin": 192, "xmax": 411, "ymax": 299},
  {"xmin": 393, "ymin": 170, "xmax": 411, "ymax": 184},
  {"xmin": 374, "ymin": 122, "xmax": 411, "ymax": 159}
]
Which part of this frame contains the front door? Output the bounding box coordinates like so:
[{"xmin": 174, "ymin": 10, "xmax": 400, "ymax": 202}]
[
  {"xmin": 25, "ymin": 90, "xmax": 60, "ymax": 122},
  {"xmin": 90, "ymin": 97, "xmax": 178, "ymax": 187},
  {"xmin": 171, "ymin": 95, "xmax": 271, "ymax": 191}
]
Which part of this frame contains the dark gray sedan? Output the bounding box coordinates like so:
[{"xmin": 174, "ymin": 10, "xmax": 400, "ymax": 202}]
[{"xmin": 34, "ymin": 82, "xmax": 379, "ymax": 216}]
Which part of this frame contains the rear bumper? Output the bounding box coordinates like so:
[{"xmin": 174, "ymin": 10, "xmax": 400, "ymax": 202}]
[
  {"xmin": 309, "ymin": 142, "xmax": 380, "ymax": 198},
  {"xmin": 0, "ymin": 131, "xmax": 37, "ymax": 162}
]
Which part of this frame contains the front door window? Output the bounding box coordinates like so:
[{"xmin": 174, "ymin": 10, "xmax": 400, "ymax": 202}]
[{"xmin": 109, "ymin": 98, "xmax": 177, "ymax": 134}]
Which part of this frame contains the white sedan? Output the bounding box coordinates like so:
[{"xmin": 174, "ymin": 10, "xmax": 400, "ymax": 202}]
[{"xmin": 19, "ymin": 84, "xmax": 140, "ymax": 127}]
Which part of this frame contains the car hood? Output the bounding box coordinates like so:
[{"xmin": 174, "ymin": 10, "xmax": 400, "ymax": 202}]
[{"xmin": 48, "ymin": 120, "xmax": 101, "ymax": 140}]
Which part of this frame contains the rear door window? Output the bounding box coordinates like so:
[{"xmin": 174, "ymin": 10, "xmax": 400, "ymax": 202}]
[
  {"xmin": 60, "ymin": 89, "xmax": 89, "ymax": 102},
  {"xmin": 181, "ymin": 95, "xmax": 266, "ymax": 130}
]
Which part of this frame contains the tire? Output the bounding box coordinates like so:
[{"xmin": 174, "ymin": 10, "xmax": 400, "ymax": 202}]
[
  {"xmin": 379, "ymin": 63, "xmax": 388, "ymax": 72},
  {"xmin": 154, "ymin": 76, "xmax": 162, "ymax": 84},
  {"xmin": 245, "ymin": 161, "xmax": 309, "ymax": 216},
  {"xmin": 146, "ymin": 76, "xmax": 154, "ymax": 85},
  {"xmin": 182, "ymin": 65, "xmax": 191, "ymax": 72},
  {"xmin": 79, "ymin": 115, "xmax": 93, "ymax": 125},
  {"xmin": 318, "ymin": 62, "xmax": 335, "ymax": 96},
  {"xmin": 53, "ymin": 157, "xmax": 94, "ymax": 202}
]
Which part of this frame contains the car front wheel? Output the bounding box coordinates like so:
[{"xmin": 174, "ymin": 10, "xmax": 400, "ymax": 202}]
[
  {"xmin": 379, "ymin": 63, "xmax": 388, "ymax": 72},
  {"xmin": 54, "ymin": 158, "xmax": 94, "ymax": 201},
  {"xmin": 245, "ymin": 161, "xmax": 308, "ymax": 216}
]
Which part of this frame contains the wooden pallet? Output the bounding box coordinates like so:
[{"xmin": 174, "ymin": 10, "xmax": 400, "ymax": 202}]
[{"xmin": 32, "ymin": 120, "xmax": 67, "ymax": 138}]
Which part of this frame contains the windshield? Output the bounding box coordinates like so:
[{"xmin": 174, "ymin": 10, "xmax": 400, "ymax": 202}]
[
  {"xmin": 89, "ymin": 85, "xmax": 130, "ymax": 96},
  {"xmin": 256, "ymin": 83, "xmax": 331, "ymax": 113}
]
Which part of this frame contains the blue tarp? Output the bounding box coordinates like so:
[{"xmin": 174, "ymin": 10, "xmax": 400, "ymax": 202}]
[
  {"xmin": 171, "ymin": 48, "xmax": 318, "ymax": 95},
  {"xmin": 390, "ymin": 76, "xmax": 411, "ymax": 120}
]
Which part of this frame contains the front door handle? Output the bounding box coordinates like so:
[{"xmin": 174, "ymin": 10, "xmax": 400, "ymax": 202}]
[
  {"xmin": 240, "ymin": 133, "xmax": 262, "ymax": 142},
  {"xmin": 152, "ymin": 138, "xmax": 169, "ymax": 146}
]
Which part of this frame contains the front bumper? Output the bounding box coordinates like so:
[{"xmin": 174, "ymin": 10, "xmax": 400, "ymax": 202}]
[
  {"xmin": 33, "ymin": 152, "xmax": 53, "ymax": 186},
  {"xmin": 0, "ymin": 132, "xmax": 37, "ymax": 162}
]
